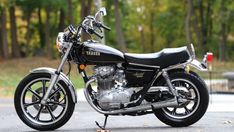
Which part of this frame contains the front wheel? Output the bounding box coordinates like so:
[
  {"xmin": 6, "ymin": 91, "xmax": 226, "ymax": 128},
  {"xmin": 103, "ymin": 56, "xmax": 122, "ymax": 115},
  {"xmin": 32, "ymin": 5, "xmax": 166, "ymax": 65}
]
[
  {"xmin": 154, "ymin": 71, "xmax": 209, "ymax": 127},
  {"xmin": 14, "ymin": 73, "xmax": 75, "ymax": 131}
]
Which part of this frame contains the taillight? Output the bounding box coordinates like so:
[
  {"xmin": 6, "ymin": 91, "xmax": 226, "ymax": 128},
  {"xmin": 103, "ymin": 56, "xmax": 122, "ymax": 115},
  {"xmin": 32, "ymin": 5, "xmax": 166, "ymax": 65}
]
[{"xmin": 206, "ymin": 52, "xmax": 213, "ymax": 62}]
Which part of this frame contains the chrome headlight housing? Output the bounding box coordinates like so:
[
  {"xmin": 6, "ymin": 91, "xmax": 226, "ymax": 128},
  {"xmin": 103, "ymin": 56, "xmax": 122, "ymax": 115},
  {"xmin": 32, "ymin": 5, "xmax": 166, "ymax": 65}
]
[{"xmin": 56, "ymin": 32, "xmax": 67, "ymax": 52}]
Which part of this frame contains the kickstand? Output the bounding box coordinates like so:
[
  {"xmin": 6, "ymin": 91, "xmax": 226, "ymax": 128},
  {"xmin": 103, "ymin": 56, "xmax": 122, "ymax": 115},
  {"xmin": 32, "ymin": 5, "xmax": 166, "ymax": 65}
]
[{"xmin": 95, "ymin": 114, "xmax": 108, "ymax": 130}]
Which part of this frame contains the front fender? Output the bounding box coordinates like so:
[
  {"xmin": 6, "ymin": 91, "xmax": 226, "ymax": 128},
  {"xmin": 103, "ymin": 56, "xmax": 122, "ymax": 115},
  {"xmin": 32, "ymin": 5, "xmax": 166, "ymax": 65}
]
[
  {"xmin": 30, "ymin": 67, "xmax": 77, "ymax": 103},
  {"xmin": 189, "ymin": 59, "xmax": 207, "ymax": 71}
]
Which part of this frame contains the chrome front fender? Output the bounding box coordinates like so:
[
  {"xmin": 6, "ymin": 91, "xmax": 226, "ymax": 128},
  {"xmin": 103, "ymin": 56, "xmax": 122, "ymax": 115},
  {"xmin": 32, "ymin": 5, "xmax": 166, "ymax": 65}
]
[
  {"xmin": 189, "ymin": 59, "xmax": 207, "ymax": 71},
  {"xmin": 30, "ymin": 67, "xmax": 77, "ymax": 103}
]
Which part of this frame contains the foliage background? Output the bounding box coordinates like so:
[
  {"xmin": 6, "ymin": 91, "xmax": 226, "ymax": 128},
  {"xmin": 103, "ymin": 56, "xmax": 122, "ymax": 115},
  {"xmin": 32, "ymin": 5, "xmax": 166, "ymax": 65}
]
[{"xmin": 0, "ymin": 0, "xmax": 233, "ymax": 59}]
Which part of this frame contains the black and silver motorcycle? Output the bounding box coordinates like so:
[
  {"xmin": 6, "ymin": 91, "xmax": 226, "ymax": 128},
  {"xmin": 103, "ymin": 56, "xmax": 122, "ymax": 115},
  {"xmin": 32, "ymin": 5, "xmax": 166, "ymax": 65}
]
[{"xmin": 14, "ymin": 8, "xmax": 210, "ymax": 131}]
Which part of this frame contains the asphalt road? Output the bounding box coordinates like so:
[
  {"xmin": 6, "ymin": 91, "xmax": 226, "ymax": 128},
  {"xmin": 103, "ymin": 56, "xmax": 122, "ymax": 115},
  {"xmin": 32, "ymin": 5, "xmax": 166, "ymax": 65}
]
[{"xmin": 1, "ymin": 94, "xmax": 234, "ymax": 132}]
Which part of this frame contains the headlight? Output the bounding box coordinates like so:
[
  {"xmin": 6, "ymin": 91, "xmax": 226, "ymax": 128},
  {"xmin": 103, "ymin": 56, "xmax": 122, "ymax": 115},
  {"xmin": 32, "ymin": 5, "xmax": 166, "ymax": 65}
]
[{"xmin": 56, "ymin": 32, "xmax": 65, "ymax": 52}]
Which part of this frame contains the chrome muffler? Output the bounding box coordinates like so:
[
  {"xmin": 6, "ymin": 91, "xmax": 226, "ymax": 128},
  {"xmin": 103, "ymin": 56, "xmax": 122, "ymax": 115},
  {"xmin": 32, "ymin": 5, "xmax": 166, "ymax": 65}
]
[{"xmin": 84, "ymin": 78, "xmax": 178, "ymax": 115}]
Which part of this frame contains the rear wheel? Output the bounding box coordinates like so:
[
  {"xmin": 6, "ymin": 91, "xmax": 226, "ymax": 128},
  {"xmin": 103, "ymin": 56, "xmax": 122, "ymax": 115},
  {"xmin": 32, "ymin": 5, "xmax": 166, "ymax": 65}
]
[
  {"xmin": 14, "ymin": 73, "xmax": 75, "ymax": 131},
  {"xmin": 153, "ymin": 71, "xmax": 209, "ymax": 127}
]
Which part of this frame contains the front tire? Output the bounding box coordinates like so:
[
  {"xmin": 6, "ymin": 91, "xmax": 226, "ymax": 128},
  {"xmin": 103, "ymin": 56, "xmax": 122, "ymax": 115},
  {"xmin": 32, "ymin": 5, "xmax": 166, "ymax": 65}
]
[
  {"xmin": 153, "ymin": 71, "xmax": 209, "ymax": 127},
  {"xmin": 14, "ymin": 73, "xmax": 75, "ymax": 131}
]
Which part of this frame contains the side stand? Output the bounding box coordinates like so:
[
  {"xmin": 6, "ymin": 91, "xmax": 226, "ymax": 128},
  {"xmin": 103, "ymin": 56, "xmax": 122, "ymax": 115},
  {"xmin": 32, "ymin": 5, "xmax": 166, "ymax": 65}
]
[{"xmin": 95, "ymin": 114, "xmax": 109, "ymax": 131}]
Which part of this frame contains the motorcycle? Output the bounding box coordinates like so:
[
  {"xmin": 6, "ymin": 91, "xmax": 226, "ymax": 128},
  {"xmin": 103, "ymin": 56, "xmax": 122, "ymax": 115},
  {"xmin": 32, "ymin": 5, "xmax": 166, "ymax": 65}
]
[{"xmin": 14, "ymin": 7, "xmax": 210, "ymax": 131}]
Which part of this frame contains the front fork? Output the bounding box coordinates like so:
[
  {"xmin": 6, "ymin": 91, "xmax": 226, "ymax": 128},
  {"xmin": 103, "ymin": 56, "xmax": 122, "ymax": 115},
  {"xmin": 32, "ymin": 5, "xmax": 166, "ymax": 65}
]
[{"xmin": 41, "ymin": 43, "xmax": 73, "ymax": 105}]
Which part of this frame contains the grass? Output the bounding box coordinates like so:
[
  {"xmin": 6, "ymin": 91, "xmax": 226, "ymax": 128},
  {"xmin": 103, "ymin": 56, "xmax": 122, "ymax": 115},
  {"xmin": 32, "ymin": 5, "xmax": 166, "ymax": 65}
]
[
  {"xmin": 0, "ymin": 57, "xmax": 86, "ymax": 98},
  {"xmin": 0, "ymin": 57, "xmax": 234, "ymax": 97}
]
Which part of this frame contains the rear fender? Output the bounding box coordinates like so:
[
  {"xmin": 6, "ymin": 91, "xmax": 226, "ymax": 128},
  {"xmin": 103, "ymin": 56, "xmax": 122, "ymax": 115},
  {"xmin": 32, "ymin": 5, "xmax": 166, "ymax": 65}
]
[
  {"xmin": 154, "ymin": 68, "xmax": 200, "ymax": 85},
  {"xmin": 189, "ymin": 59, "xmax": 207, "ymax": 71},
  {"xmin": 30, "ymin": 67, "xmax": 77, "ymax": 103}
]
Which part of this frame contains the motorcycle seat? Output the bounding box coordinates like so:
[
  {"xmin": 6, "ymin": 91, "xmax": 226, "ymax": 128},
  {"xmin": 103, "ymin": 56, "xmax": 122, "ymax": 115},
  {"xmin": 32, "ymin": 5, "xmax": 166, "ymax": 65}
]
[{"xmin": 124, "ymin": 46, "xmax": 190, "ymax": 69}]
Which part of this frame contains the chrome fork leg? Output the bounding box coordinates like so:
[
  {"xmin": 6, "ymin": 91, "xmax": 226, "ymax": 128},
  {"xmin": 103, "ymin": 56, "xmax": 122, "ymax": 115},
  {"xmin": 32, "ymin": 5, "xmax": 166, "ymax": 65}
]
[{"xmin": 41, "ymin": 43, "xmax": 72, "ymax": 105}]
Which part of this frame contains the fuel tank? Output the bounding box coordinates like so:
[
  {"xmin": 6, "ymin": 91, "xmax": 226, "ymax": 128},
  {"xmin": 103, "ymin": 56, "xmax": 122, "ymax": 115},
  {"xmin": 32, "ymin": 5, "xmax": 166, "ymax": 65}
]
[{"xmin": 80, "ymin": 41, "xmax": 125, "ymax": 64}]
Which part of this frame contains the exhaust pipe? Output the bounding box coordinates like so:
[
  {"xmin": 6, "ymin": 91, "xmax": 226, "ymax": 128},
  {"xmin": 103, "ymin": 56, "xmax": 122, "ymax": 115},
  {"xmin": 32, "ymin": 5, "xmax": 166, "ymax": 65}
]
[{"xmin": 84, "ymin": 78, "xmax": 178, "ymax": 115}]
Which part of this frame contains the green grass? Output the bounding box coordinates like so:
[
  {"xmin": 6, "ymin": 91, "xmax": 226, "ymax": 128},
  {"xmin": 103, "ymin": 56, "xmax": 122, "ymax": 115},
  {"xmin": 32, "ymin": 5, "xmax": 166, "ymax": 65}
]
[
  {"xmin": 0, "ymin": 57, "xmax": 234, "ymax": 97},
  {"xmin": 0, "ymin": 57, "xmax": 86, "ymax": 97}
]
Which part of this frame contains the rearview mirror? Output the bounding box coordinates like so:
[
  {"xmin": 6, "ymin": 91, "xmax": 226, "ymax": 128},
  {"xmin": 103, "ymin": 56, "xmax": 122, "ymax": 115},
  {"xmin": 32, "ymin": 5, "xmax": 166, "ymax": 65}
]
[{"xmin": 99, "ymin": 7, "xmax": 107, "ymax": 16}]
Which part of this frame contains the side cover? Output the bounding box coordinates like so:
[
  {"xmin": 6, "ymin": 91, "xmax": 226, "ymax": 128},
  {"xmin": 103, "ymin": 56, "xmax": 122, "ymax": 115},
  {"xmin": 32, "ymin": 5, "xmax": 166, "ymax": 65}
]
[{"xmin": 30, "ymin": 67, "xmax": 77, "ymax": 103}]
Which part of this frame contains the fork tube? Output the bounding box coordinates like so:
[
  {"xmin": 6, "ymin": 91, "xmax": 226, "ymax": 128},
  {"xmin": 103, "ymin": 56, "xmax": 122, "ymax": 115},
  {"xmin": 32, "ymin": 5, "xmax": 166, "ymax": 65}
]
[{"xmin": 41, "ymin": 43, "xmax": 73, "ymax": 104}]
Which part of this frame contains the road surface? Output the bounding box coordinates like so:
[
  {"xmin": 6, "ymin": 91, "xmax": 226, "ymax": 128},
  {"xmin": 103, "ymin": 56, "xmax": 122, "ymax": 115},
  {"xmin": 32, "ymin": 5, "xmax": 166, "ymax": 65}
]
[{"xmin": 1, "ymin": 94, "xmax": 234, "ymax": 132}]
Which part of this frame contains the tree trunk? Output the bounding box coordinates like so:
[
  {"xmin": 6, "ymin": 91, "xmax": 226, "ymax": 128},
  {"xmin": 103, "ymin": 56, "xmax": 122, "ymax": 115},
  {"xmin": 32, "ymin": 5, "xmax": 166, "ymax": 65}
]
[
  {"xmin": 198, "ymin": 0, "xmax": 204, "ymax": 46},
  {"xmin": 9, "ymin": 6, "xmax": 20, "ymax": 58},
  {"xmin": 219, "ymin": 22, "xmax": 226, "ymax": 61},
  {"xmin": 25, "ymin": 10, "xmax": 32, "ymax": 55},
  {"xmin": 58, "ymin": 8, "xmax": 65, "ymax": 31},
  {"xmin": 67, "ymin": 0, "xmax": 73, "ymax": 24},
  {"xmin": 94, "ymin": 0, "xmax": 105, "ymax": 44},
  {"xmin": 198, "ymin": 0, "xmax": 212, "ymax": 52},
  {"xmin": 149, "ymin": 11, "xmax": 155, "ymax": 52},
  {"xmin": 190, "ymin": 0, "xmax": 203, "ymax": 51},
  {"xmin": 80, "ymin": 0, "xmax": 92, "ymax": 41},
  {"xmin": 219, "ymin": 0, "xmax": 227, "ymax": 61},
  {"xmin": 0, "ymin": 17, "xmax": 2, "ymax": 59},
  {"xmin": 38, "ymin": 7, "xmax": 45, "ymax": 49},
  {"xmin": 185, "ymin": 0, "xmax": 192, "ymax": 44},
  {"xmin": 0, "ymin": 8, "xmax": 9, "ymax": 59},
  {"xmin": 45, "ymin": 6, "xmax": 52, "ymax": 58},
  {"xmin": 114, "ymin": 0, "xmax": 127, "ymax": 51}
]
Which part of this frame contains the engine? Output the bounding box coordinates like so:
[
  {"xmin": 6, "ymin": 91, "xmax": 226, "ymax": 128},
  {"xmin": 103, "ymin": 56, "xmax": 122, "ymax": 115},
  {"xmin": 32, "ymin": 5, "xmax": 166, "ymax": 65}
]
[{"xmin": 93, "ymin": 66, "xmax": 134, "ymax": 110}]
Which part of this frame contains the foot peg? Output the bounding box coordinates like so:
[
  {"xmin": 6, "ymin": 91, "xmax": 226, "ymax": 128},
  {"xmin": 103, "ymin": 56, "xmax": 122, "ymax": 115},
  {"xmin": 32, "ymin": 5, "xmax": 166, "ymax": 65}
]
[{"xmin": 95, "ymin": 114, "xmax": 108, "ymax": 130}]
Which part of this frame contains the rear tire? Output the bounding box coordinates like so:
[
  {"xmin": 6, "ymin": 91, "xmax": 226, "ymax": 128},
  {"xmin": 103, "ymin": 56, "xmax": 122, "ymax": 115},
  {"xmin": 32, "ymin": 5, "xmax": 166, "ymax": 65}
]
[
  {"xmin": 14, "ymin": 73, "xmax": 75, "ymax": 131},
  {"xmin": 153, "ymin": 71, "xmax": 209, "ymax": 127}
]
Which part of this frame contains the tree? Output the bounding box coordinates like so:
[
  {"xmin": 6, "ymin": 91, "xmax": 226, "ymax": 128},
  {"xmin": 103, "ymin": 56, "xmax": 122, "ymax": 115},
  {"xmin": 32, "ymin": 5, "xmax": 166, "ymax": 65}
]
[
  {"xmin": 9, "ymin": 5, "xmax": 20, "ymax": 58},
  {"xmin": 67, "ymin": 0, "xmax": 73, "ymax": 24},
  {"xmin": 198, "ymin": 0, "xmax": 213, "ymax": 51},
  {"xmin": 218, "ymin": 0, "xmax": 229, "ymax": 61},
  {"xmin": 114, "ymin": 0, "xmax": 126, "ymax": 51},
  {"xmin": 58, "ymin": 8, "xmax": 65, "ymax": 31},
  {"xmin": 0, "ymin": 7, "xmax": 9, "ymax": 59},
  {"xmin": 185, "ymin": 0, "xmax": 192, "ymax": 44},
  {"xmin": 45, "ymin": 5, "xmax": 52, "ymax": 58},
  {"xmin": 80, "ymin": 0, "xmax": 92, "ymax": 41},
  {"xmin": 38, "ymin": 6, "xmax": 45, "ymax": 49}
]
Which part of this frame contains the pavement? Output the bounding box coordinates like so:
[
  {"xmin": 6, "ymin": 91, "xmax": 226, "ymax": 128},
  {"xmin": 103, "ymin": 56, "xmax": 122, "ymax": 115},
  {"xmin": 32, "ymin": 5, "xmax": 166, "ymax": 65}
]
[{"xmin": 1, "ymin": 93, "xmax": 234, "ymax": 132}]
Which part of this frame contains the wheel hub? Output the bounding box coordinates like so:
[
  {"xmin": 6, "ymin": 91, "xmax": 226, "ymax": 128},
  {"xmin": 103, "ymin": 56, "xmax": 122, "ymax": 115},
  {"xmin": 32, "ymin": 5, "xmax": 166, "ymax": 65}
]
[{"xmin": 32, "ymin": 87, "xmax": 60, "ymax": 113}]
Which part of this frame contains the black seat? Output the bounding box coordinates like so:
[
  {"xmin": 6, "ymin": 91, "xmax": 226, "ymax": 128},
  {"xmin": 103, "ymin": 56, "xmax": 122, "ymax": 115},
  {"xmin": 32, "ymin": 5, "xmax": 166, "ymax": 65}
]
[{"xmin": 124, "ymin": 46, "xmax": 190, "ymax": 68}]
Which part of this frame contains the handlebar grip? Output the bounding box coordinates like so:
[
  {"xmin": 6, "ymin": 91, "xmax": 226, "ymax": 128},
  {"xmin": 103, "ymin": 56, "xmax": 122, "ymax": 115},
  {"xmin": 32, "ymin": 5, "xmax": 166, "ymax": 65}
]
[
  {"xmin": 101, "ymin": 24, "xmax": 111, "ymax": 31},
  {"xmin": 93, "ymin": 30, "xmax": 103, "ymax": 39}
]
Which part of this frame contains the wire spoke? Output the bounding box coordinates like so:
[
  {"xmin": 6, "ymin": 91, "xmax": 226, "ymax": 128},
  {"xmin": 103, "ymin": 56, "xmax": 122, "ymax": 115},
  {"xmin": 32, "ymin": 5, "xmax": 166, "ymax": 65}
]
[
  {"xmin": 46, "ymin": 105, "xmax": 56, "ymax": 121},
  {"xmin": 35, "ymin": 105, "xmax": 44, "ymax": 121},
  {"xmin": 27, "ymin": 87, "xmax": 41, "ymax": 100},
  {"xmin": 24, "ymin": 101, "xmax": 40, "ymax": 108}
]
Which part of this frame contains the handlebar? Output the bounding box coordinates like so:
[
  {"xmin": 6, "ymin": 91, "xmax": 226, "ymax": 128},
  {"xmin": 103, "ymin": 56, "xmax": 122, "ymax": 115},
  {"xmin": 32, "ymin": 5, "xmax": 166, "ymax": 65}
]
[
  {"xmin": 64, "ymin": 8, "xmax": 111, "ymax": 41},
  {"xmin": 93, "ymin": 30, "xmax": 104, "ymax": 39},
  {"xmin": 81, "ymin": 17, "xmax": 111, "ymax": 39},
  {"xmin": 100, "ymin": 23, "xmax": 111, "ymax": 31}
]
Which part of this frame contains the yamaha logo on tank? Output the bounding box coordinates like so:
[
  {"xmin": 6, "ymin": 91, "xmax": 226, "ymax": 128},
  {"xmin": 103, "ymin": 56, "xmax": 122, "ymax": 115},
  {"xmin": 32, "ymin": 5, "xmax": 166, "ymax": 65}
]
[{"xmin": 86, "ymin": 51, "xmax": 101, "ymax": 56}]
